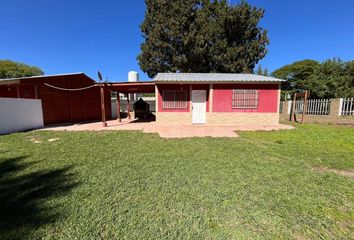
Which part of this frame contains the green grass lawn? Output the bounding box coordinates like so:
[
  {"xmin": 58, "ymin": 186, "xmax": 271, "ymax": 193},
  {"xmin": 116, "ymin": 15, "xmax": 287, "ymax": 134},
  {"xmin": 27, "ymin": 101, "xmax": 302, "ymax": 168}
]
[{"xmin": 0, "ymin": 124, "xmax": 353, "ymax": 239}]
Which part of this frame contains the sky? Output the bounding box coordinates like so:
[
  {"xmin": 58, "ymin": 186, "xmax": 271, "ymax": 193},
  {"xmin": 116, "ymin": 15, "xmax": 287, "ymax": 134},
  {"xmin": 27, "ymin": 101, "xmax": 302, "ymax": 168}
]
[{"xmin": 1, "ymin": 0, "xmax": 354, "ymax": 82}]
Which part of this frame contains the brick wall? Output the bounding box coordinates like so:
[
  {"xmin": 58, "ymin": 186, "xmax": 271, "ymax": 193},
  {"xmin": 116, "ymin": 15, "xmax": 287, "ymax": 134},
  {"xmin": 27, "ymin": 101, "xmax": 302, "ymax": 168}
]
[
  {"xmin": 280, "ymin": 98, "xmax": 354, "ymax": 124},
  {"xmin": 156, "ymin": 112, "xmax": 192, "ymax": 124},
  {"xmin": 207, "ymin": 113, "xmax": 279, "ymax": 126},
  {"xmin": 156, "ymin": 112, "xmax": 279, "ymax": 126}
]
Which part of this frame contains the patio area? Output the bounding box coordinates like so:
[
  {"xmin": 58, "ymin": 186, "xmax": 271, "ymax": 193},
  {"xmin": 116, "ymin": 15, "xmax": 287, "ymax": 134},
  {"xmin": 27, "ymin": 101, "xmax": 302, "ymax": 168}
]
[{"xmin": 40, "ymin": 119, "xmax": 294, "ymax": 138}]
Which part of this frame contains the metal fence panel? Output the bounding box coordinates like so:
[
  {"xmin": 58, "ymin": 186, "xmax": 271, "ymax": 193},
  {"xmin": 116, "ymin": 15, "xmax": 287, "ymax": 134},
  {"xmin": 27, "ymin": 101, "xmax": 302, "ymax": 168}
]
[
  {"xmin": 341, "ymin": 97, "xmax": 354, "ymax": 116},
  {"xmin": 292, "ymin": 99, "xmax": 331, "ymax": 115}
]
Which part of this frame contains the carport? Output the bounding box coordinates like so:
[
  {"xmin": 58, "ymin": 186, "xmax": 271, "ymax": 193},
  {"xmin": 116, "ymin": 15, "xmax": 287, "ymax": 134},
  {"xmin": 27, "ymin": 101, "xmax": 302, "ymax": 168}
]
[{"xmin": 101, "ymin": 81, "xmax": 155, "ymax": 125}]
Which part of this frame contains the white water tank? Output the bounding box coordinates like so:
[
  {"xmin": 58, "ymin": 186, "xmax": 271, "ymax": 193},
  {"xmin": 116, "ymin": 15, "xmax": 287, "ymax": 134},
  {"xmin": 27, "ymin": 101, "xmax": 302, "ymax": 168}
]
[
  {"xmin": 128, "ymin": 71, "xmax": 139, "ymax": 101},
  {"xmin": 128, "ymin": 71, "xmax": 139, "ymax": 82}
]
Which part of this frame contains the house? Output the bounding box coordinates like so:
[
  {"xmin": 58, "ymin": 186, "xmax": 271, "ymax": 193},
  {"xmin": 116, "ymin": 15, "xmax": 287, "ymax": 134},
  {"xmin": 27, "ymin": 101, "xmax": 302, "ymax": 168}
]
[
  {"xmin": 153, "ymin": 73, "xmax": 283, "ymax": 126},
  {"xmin": 0, "ymin": 73, "xmax": 111, "ymax": 125},
  {"xmin": 0, "ymin": 71, "xmax": 284, "ymax": 128}
]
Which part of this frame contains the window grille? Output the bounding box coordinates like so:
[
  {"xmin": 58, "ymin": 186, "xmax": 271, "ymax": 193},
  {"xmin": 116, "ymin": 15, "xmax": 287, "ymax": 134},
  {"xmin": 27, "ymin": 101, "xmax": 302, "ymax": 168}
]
[
  {"xmin": 232, "ymin": 89, "xmax": 259, "ymax": 109},
  {"xmin": 162, "ymin": 90, "xmax": 188, "ymax": 109}
]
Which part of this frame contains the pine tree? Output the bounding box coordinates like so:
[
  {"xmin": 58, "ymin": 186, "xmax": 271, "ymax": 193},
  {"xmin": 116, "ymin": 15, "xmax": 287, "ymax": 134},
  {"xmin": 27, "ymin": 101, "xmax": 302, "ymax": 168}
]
[
  {"xmin": 256, "ymin": 65, "xmax": 263, "ymax": 75},
  {"xmin": 263, "ymin": 68, "xmax": 269, "ymax": 76},
  {"xmin": 138, "ymin": 0, "xmax": 269, "ymax": 77},
  {"xmin": 138, "ymin": 0, "xmax": 197, "ymax": 78},
  {"xmin": 255, "ymin": 65, "xmax": 268, "ymax": 76}
]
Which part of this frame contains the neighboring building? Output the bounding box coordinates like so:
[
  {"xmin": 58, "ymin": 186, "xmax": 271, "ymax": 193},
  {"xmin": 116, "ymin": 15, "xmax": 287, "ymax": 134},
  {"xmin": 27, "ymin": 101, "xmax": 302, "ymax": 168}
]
[
  {"xmin": 154, "ymin": 73, "xmax": 283, "ymax": 126},
  {"xmin": 0, "ymin": 73, "xmax": 111, "ymax": 125}
]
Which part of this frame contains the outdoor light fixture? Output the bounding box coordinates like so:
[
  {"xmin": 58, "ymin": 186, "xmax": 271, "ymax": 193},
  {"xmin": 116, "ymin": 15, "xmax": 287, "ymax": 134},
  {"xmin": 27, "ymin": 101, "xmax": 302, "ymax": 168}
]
[{"xmin": 286, "ymin": 93, "xmax": 291, "ymax": 100}]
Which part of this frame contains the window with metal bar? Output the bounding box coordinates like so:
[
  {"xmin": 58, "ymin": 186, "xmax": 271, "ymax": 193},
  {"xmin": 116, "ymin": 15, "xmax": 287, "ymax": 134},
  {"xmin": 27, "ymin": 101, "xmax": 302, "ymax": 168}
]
[
  {"xmin": 232, "ymin": 89, "xmax": 259, "ymax": 109},
  {"xmin": 162, "ymin": 90, "xmax": 188, "ymax": 109}
]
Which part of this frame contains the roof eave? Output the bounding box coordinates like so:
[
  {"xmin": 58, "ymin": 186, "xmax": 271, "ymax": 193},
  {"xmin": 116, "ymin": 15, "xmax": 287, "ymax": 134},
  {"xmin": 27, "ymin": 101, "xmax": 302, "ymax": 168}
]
[
  {"xmin": 154, "ymin": 80, "xmax": 283, "ymax": 84},
  {"xmin": 0, "ymin": 72, "xmax": 88, "ymax": 82},
  {"xmin": 0, "ymin": 79, "xmax": 21, "ymax": 85}
]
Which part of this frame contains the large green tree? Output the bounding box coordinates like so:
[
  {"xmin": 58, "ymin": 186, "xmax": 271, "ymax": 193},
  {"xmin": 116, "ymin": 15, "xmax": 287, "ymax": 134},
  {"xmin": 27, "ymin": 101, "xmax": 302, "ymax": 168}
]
[
  {"xmin": 138, "ymin": 0, "xmax": 197, "ymax": 77},
  {"xmin": 271, "ymin": 59, "xmax": 320, "ymax": 92},
  {"xmin": 138, "ymin": 0, "xmax": 269, "ymax": 78},
  {"xmin": 272, "ymin": 58, "xmax": 354, "ymax": 98},
  {"xmin": 307, "ymin": 59, "xmax": 354, "ymax": 98},
  {"xmin": 0, "ymin": 60, "xmax": 43, "ymax": 79}
]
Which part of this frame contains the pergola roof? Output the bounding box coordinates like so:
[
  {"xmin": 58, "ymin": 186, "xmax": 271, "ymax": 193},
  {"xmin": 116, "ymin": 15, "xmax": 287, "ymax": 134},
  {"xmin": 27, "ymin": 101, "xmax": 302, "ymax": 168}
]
[{"xmin": 103, "ymin": 81, "xmax": 155, "ymax": 93}]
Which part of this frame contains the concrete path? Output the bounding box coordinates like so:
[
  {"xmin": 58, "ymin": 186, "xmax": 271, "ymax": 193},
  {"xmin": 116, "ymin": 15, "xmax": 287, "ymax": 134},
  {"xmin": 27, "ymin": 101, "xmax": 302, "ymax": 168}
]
[
  {"xmin": 40, "ymin": 119, "xmax": 294, "ymax": 138},
  {"xmin": 143, "ymin": 125, "xmax": 239, "ymax": 138}
]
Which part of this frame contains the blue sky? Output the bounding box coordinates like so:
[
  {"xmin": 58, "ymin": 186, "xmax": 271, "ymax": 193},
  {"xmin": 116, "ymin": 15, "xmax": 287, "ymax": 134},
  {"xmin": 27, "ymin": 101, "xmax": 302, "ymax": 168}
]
[{"xmin": 1, "ymin": 0, "xmax": 354, "ymax": 82}]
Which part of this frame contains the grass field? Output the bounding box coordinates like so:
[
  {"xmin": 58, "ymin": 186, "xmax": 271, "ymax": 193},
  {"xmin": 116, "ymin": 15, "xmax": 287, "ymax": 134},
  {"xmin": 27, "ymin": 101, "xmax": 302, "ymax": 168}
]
[{"xmin": 0, "ymin": 124, "xmax": 353, "ymax": 239}]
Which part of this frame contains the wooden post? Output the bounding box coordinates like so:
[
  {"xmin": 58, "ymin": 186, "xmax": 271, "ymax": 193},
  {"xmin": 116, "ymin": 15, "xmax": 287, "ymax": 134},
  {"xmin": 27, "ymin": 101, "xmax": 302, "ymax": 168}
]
[
  {"xmin": 301, "ymin": 91, "xmax": 308, "ymax": 124},
  {"xmin": 126, "ymin": 93, "xmax": 131, "ymax": 120},
  {"xmin": 117, "ymin": 92, "xmax": 121, "ymax": 122},
  {"xmin": 68, "ymin": 79, "xmax": 72, "ymax": 123},
  {"xmin": 100, "ymin": 83, "xmax": 107, "ymax": 127},
  {"xmin": 291, "ymin": 93, "xmax": 297, "ymax": 122}
]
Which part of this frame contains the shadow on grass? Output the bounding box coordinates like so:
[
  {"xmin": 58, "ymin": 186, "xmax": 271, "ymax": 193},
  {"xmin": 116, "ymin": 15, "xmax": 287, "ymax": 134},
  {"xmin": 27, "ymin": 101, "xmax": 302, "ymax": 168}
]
[{"xmin": 0, "ymin": 156, "xmax": 79, "ymax": 239}]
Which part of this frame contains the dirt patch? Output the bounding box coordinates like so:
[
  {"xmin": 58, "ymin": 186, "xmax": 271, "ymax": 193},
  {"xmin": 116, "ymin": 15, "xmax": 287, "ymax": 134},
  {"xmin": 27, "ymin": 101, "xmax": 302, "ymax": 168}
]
[
  {"xmin": 48, "ymin": 138, "xmax": 60, "ymax": 142},
  {"xmin": 339, "ymin": 220, "xmax": 354, "ymax": 238},
  {"xmin": 294, "ymin": 234, "xmax": 309, "ymax": 240},
  {"xmin": 339, "ymin": 220, "xmax": 354, "ymax": 229},
  {"xmin": 27, "ymin": 136, "xmax": 42, "ymax": 144},
  {"xmin": 314, "ymin": 166, "xmax": 354, "ymax": 179}
]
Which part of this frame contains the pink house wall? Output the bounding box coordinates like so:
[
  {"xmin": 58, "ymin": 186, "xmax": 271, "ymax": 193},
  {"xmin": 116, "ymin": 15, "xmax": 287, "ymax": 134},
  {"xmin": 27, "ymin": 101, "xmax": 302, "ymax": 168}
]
[
  {"xmin": 157, "ymin": 84, "xmax": 210, "ymax": 112},
  {"xmin": 157, "ymin": 84, "xmax": 191, "ymax": 112},
  {"xmin": 212, "ymin": 84, "xmax": 279, "ymax": 112},
  {"xmin": 157, "ymin": 83, "xmax": 279, "ymax": 113}
]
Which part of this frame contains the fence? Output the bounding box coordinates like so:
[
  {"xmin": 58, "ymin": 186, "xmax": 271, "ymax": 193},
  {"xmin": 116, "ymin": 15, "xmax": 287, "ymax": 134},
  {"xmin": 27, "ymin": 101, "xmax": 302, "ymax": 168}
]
[
  {"xmin": 341, "ymin": 98, "xmax": 354, "ymax": 116},
  {"xmin": 279, "ymin": 97, "xmax": 354, "ymax": 124},
  {"xmin": 0, "ymin": 97, "xmax": 44, "ymax": 134},
  {"xmin": 293, "ymin": 99, "xmax": 331, "ymax": 115}
]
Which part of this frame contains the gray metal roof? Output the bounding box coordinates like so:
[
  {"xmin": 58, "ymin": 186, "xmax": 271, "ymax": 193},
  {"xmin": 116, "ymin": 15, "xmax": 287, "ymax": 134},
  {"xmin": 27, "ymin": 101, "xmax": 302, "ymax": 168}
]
[{"xmin": 153, "ymin": 73, "xmax": 284, "ymax": 82}]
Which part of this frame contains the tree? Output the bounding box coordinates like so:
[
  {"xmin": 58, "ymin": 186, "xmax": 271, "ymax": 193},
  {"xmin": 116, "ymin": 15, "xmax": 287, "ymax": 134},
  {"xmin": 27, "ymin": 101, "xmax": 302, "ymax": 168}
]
[
  {"xmin": 271, "ymin": 59, "xmax": 320, "ymax": 93},
  {"xmin": 138, "ymin": 0, "xmax": 269, "ymax": 78},
  {"xmin": 138, "ymin": 0, "xmax": 198, "ymax": 78},
  {"xmin": 255, "ymin": 64, "xmax": 268, "ymax": 76},
  {"xmin": 263, "ymin": 68, "xmax": 269, "ymax": 76},
  {"xmin": 307, "ymin": 58, "xmax": 354, "ymax": 98},
  {"xmin": 347, "ymin": 60, "xmax": 354, "ymax": 95},
  {"xmin": 0, "ymin": 60, "xmax": 43, "ymax": 79},
  {"xmin": 256, "ymin": 65, "xmax": 263, "ymax": 75},
  {"xmin": 272, "ymin": 58, "xmax": 354, "ymax": 98}
]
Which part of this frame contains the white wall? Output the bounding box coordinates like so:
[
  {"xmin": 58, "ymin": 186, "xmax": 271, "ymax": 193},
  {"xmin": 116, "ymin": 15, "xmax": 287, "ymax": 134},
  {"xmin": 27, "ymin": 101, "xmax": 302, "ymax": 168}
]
[{"xmin": 0, "ymin": 97, "xmax": 44, "ymax": 134}]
